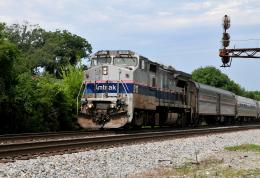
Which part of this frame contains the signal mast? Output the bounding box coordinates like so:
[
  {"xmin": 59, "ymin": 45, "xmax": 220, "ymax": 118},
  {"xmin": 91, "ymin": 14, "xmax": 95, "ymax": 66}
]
[{"xmin": 219, "ymin": 15, "xmax": 260, "ymax": 67}]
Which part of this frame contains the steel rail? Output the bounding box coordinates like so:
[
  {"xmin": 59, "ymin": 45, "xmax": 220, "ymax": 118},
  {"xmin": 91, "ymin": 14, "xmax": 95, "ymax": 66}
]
[
  {"xmin": 0, "ymin": 125, "xmax": 259, "ymax": 159},
  {"xmin": 0, "ymin": 130, "xmax": 113, "ymax": 143}
]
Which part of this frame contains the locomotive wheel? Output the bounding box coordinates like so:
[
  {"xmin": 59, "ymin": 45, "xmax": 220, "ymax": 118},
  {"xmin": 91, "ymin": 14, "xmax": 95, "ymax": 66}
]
[
  {"xmin": 175, "ymin": 113, "xmax": 187, "ymax": 128},
  {"xmin": 132, "ymin": 110, "xmax": 145, "ymax": 129},
  {"xmin": 205, "ymin": 117, "xmax": 216, "ymax": 125},
  {"xmin": 134, "ymin": 112, "xmax": 143, "ymax": 128},
  {"xmin": 194, "ymin": 117, "xmax": 202, "ymax": 127},
  {"xmin": 149, "ymin": 112, "xmax": 155, "ymax": 128}
]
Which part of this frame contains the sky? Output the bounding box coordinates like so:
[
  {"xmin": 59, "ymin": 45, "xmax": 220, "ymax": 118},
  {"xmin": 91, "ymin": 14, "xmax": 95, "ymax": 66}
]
[{"xmin": 1, "ymin": 0, "xmax": 260, "ymax": 90}]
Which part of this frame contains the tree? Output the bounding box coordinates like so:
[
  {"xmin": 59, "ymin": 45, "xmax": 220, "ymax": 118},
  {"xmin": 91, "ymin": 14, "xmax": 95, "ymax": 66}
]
[
  {"xmin": 192, "ymin": 66, "xmax": 230, "ymax": 88},
  {"xmin": 5, "ymin": 22, "xmax": 45, "ymax": 52},
  {"xmin": 0, "ymin": 23, "xmax": 19, "ymax": 100},
  {"xmin": 0, "ymin": 23, "xmax": 21, "ymax": 133},
  {"xmin": 39, "ymin": 30, "xmax": 92, "ymax": 77},
  {"xmin": 0, "ymin": 21, "xmax": 90, "ymax": 133},
  {"xmin": 191, "ymin": 66, "xmax": 260, "ymax": 100},
  {"xmin": 6, "ymin": 23, "xmax": 92, "ymax": 76},
  {"xmin": 191, "ymin": 66, "xmax": 245, "ymax": 95}
]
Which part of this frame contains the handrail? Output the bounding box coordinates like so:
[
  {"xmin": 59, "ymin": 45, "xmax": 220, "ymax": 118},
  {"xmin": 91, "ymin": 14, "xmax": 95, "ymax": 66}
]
[{"xmin": 76, "ymin": 82, "xmax": 85, "ymax": 115}]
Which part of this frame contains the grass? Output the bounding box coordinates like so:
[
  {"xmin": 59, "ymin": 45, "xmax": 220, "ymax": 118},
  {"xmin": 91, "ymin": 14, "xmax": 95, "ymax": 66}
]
[
  {"xmin": 225, "ymin": 144, "xmax": 260, "ymax": 153},
  {"xmin": 131, "ymin": 144, "xmax": 260, "ymax": 178},
  {"xmin": 138, "ymin": 159, "xmax": 260, "ymax": 178},
  {"xmin": 220, "ymin": 168, "xmax": 260, "ymax": 177}
]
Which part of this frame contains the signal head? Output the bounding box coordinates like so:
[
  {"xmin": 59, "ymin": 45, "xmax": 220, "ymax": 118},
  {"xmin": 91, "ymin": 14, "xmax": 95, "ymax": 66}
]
[
  {"xmin": 223, "ymin": 15, "xmax": 231, "ymax": 31},
  {"xmin": 222, "ymin": 32, "xmax": 230, "ymax": 47}
]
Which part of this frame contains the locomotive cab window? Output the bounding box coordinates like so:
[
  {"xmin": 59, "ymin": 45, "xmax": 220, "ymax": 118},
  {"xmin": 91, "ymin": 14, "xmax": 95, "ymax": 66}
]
[
  {"xmin": 113, "ymin": 57, "xmax": 137, "ymax": 66},
  {"xmin": 91, "ymin": 57, "xmax": 111, "ymax": 66},
  {"xmin": 149, "ymin": 64, "xmax": 157, "ymax": 73}
]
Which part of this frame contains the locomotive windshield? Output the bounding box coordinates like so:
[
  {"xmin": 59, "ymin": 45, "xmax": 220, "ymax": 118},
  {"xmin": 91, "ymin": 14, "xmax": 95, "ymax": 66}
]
[
  {"xmin": 91, "ymin": 57, "xmax": 111, "ymax": 66},
  {"xmin": 113, "ymin": 57, "xmax": 137, "ymax": 66}
]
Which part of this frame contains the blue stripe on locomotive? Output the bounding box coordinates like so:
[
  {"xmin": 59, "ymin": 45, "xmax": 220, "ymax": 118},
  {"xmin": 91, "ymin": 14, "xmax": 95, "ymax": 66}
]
[
  {"xmin": 84, "ymin": 83, "xmax": 183, "ymax": 101},
  {"xmin": 85, "ymin": 83, "xmax": 134, "ymax": 94},
  {"xmin": 138, "ymin": 85, "xmax": 183, "ymax": 101}
]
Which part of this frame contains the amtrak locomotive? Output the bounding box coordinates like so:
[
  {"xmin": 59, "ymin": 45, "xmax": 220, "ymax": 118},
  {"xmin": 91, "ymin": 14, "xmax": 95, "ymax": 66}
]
[{"xmin": 78, "ymin": 50, "xmax": 259, "ymax": 129}]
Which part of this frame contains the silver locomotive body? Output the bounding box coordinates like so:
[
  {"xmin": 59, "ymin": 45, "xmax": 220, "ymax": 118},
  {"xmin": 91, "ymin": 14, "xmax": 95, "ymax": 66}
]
[
  {"xmin": 78, "ymin": 50, "xmax": 260, "ymax": 129},
  {"xmin": 78, "ymin": 50, "xmax": 137, "ymax": 129},
  {"xmin": 78, "ymin": 50, "xmax": 190, "ymax": 129}
]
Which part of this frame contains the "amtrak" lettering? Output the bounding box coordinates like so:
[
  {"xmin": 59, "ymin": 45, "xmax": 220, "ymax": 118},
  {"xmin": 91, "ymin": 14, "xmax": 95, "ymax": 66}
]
[{"xmin": 95, "ymin": 84, "xmax": 117, "ymax": 91}]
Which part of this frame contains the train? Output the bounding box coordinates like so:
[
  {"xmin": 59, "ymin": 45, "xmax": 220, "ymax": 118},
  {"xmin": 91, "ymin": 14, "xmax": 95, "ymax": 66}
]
[{"xmin": 77, "ymin": 50, "xmax": 259, "ymax": 129}]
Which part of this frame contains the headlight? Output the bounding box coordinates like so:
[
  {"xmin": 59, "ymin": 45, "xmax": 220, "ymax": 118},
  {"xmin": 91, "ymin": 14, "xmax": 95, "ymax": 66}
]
[
  {"xmin": 102, "ymin": 66, "xmax": 108, "ymax": 75},
  {"xmin": 110, "ymin": 103, "xmax": 116, "ymax": 108},
  {"xmin": 87, "ymin": 103, "xmax": 94, "ymax": 108}
]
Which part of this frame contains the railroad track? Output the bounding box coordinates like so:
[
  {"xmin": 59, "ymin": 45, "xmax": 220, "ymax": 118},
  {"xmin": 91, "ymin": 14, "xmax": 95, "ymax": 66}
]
[
  {"xmin": 0, "ymin": 130, "xmax": 114, "ymax": 144},
  {"xmin": 0, "ymin": 127, "xmax": 179, "ymax": 143},
  {"xmin": 0, "ymin": 125, "xmax": 260, "ymax": 161}
]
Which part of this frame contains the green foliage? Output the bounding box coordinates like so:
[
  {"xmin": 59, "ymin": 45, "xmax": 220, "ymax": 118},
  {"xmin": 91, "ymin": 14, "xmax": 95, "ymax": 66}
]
[
  {"xmin": 6, "ymin": 22, "xmax": 92, "ymax": 76},
  {"xmin": 0, "ymin": 21, "xmax": 89, "ymax": 134},
  {"xmin": 225, "ymin": 80, "xmax": 245, "ymax": 96},
  {"xmin": 60, "ymin": 65, "xmax": 84, "ymax": 102},
  {"xmin": 0, "ymin": 23, "xmax": 6, "ymax": 39},
  {"xmin": 243, "ymin": 91, "xmax": 260, "ymax": 100},
  {"xmin": 0, "ymin": 28, "xmax": 19, "ymax": 100},
  {"xmin": 225, "ymin": 144, "xmax": 260, "ymax": 153},
  {"xmin": 5, "ymin": 22, "xmax": 45, "ymax": 52},
  {"xmin": 192, "ymin": 66, "xmax": 229, "ymax": 88},
  {"xmin": 6, "ymin": 70, "xmax": 81, "ymax": 133},
  {"xmin": 149, "ymin": 158, "xmax": 260, "ymax": 177}
]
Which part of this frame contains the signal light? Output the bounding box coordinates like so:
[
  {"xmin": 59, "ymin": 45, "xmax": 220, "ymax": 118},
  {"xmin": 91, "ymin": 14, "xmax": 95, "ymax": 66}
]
[
  {"xmin": 221, "ymin": 56, "xmax": 230, "ymax": 65},
  {"xmin": 223, "ymin": 15, "xmax": 231, "ymax": 31},
  {"xmin": 220, "ymin": 15, "xmax": 232, "ymax": 67},
  {"xmin": 222, "ymin": 32, "xmax": 230, "ymax": 48},
  {"xmin": 222, "ymin": 15, "xmax": 231, "ymax": 48}
]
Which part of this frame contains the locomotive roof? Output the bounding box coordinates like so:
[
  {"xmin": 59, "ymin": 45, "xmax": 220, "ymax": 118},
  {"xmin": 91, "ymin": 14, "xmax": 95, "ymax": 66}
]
[
  {"xmin": 92, "ymin": 50, "xmax": 191, "ymax": 78},
  {"xmin": 93, "ymin": 50, "xmax": 136, "ymax": 57}
]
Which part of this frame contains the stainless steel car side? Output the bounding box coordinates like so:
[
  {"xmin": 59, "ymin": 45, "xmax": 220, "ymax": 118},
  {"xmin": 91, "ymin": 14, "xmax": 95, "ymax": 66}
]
[
  {"xmin": 236, "ymin": 95, "xmax": 258, "ymax": 119},
  {"xmin": 193, "ymin": 82, "xmax": 258, "ymax": 123},
  {"xmin": 195, "ymin": 83, "xmax": 236, "ymax": 116}
]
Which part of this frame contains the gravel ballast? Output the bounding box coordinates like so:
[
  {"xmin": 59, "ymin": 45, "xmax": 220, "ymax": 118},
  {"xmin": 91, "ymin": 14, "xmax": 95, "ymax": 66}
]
[{"xmin": 0, "ymin": 129, "xmax": 260, "ymax": 177}]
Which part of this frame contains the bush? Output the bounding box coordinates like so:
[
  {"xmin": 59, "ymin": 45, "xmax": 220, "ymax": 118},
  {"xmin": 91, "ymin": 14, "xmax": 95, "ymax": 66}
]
[{"xmin": 1, "ymin": 67, "xmax": 84, "ymax": 134}]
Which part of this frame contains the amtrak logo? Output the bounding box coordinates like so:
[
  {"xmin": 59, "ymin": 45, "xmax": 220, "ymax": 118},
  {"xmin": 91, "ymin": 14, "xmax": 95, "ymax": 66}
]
[
  {"xmin": 95, "ymin": 84, "xmax": 117, "ymax": 91},
  {"xmin": 86, "ymin": 82, "xmax": 134, "ymax": 94}
]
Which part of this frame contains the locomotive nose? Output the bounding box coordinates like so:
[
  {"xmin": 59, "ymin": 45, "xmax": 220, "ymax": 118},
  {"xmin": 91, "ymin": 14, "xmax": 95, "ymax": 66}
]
[{"xmin": 93, "ymin": 65, "xmax": 116, "ymax": 81}]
